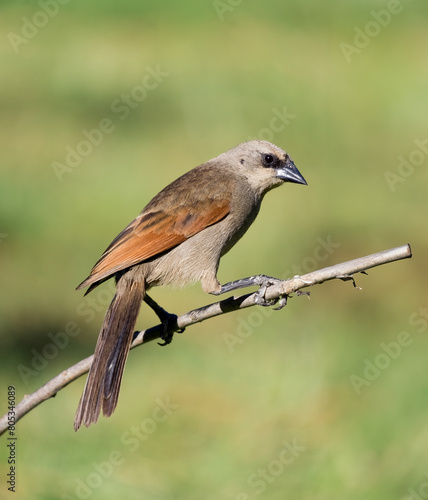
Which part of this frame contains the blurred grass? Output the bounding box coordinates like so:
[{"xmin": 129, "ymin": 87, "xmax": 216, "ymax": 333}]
[{"xmin": 1, "ymin": 1, "xmax": 427, "ymax": 499}]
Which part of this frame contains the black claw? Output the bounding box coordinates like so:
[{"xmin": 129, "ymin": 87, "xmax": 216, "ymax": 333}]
[
  {"xmin": 157, "ymin": 325, "xmax": 185, "ymax": 346},
  {"xmin": 158, "ymin": 334, "xmax": 174, "ymax": 347},
  {"xmin": 157, "ymin": 313, "xmax": 180, "ymax": 346},
  {"xmin": 144, "ymin": 294, "xmax": 183, "ymax": 347}
]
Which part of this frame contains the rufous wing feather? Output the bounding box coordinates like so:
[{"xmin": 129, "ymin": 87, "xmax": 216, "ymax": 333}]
[{"xmin": 77, "ymin": 197, "xmax": 230, "ymax": 291}]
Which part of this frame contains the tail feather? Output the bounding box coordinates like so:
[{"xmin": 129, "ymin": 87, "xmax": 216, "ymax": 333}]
[{"xmin": 74, "ymin": 278, "xmax": 144, "ymax": 430}]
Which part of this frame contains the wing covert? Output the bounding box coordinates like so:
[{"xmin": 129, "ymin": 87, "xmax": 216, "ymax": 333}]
[{"xmin": 77, "ymin": 197, "xmax": 230, "ymax": 292}]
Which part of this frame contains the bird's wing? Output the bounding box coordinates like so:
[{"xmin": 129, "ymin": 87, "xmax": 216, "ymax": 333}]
[{"xmin": 76, "ymin": 196, "xmax": 230, "ymax": 292}]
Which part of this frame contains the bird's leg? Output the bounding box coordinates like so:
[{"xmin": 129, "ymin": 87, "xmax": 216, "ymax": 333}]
[
  {"xmin": 144, "ymin": 294, "xmax": 185, "ymax": 346},
  {"xmin": 216, "ymin": 274, "xmax": 282, "ymax": 294},
  {"xmin": 214, "ymin": 274, "xmax": 288, "ymax": 310}
]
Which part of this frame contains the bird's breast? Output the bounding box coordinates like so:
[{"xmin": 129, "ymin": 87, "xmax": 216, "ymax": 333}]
[{"xmin": 142, "ymin": 194, "xmax": 259, "ymax": 290}]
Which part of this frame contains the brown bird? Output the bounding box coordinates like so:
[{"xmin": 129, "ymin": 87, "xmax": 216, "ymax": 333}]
[{"xmin": 74, "ymin": 140, "xmax": 307, "ymax": 430}]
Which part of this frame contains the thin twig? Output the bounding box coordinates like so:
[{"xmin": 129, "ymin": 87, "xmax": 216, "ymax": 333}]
[{"xmin": 0, "ymin": 243, "xmax": 412, "ymax": 435}]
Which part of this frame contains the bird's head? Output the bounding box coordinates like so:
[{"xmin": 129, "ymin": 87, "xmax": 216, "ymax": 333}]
[{"xmin": 222, "ymin": 140, "xmax": 307, "ymax": 196}]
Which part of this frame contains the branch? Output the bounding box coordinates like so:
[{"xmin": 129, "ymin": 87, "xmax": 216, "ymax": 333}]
[{"xmin": 0, "ymin": 244, "xmax": 412, "ymax": 435}]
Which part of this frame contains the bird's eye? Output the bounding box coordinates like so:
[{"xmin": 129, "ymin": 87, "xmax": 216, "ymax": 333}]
[{"xmin": 262, "ymin": 154, "xmax": 276, "ymax": 167}]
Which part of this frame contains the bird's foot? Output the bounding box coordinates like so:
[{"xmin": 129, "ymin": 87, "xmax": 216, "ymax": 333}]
[
  {"xmin": 217, "ymin": 274, "xmax": 280, "ymax": 294},
  {"xmin": 217, "ymin": 274, "xmax": 288, "ymax": 310},
  {"xmin": 157, "ymin": 311, "xmax": 184, "ymax": 346},
  {"xmin": 144, "ymin": 294, "xmax": 185, "ymax": 346},
  {"xmin": 253, "ymin": 276, "xmax": 288, "ymax": 310}
]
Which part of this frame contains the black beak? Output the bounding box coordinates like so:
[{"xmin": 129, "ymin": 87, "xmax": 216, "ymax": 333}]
[{"xmin": 276, "ymin": 158, "xmax": 307, "ymax": 185}]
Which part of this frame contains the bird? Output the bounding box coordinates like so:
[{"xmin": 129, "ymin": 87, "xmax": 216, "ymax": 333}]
[{"xmin": 74, "ymin": 140, "xmax": 307, "ymax": 430}]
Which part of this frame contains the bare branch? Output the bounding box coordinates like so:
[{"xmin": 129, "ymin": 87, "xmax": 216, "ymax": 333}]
[{"xmin": 0, "ymin": 243, "xmax": 412, "ymax": 435}]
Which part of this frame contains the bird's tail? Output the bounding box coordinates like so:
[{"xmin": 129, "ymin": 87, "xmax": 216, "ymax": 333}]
[{"xmin": 74, "ymin": 277, "xmax": 144, "ymax": 431}]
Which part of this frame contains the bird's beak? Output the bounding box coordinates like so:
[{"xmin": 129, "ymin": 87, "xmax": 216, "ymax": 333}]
[{"xmin": 276, "ymin": 159, "xmax": 307, "ymax": 185}]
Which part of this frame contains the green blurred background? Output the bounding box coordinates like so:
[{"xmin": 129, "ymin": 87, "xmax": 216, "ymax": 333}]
[{"xmin": 1, "ymin": 1, "xmax": 427, "ymax": 498}]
